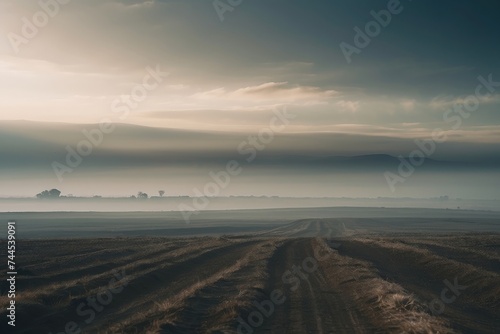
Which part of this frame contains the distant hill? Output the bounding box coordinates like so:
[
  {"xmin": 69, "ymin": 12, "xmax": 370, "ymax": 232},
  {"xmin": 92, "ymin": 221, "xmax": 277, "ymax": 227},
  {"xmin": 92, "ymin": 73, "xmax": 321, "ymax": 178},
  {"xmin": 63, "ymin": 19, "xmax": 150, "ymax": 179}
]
[{"xmin": 0, "ymin": 120, "xmax": 498, "ymax": 171}]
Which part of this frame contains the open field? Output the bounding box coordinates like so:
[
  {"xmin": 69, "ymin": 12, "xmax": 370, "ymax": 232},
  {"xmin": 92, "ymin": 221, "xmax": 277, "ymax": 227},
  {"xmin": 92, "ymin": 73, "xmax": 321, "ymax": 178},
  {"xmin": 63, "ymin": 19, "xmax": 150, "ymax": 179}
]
[
  {"xmin": 1, "ymin": 207, "xmax": 500, "ymax": 239},
  {"xmin": 1, "ymin": 216, "xmax": 499, "ymax": 333}
]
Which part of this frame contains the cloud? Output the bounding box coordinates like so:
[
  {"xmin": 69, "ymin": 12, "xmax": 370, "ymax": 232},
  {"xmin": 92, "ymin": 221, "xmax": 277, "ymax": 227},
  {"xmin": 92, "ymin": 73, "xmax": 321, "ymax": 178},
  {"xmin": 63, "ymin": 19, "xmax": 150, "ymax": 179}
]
[
  {"xmin": 136, "ymin": 105, "xmax": 291, "ymax": 131},
  {"xmin": 401, "ymin": 99, "xmax": 416, "ymax": 111},
  {"xmin": 336, "ymin": 100, "xmax": 360, "ymax": 113},
  {"xmin": 234, "ymin": 82, "xmax": 337, "ymax": 99},
  {"xmin": 429, "ymin": 94, "xmax": 500, "ymax": 110},
  {"xmin": 2, "ymin": 121, "xmax": 499, "ymax": 175},
  {"xmin": 235, "ymin": 82, "xmax": 289, "ymax": 95},
  {"xmin": 192, "ymin": 87, "xmax": 227, "ymax": 99},
  {"xmin": 192, "ymin": 82, "xmax": 337, "ymax": 103},
  {"xmin": 109, "ymin": 0, "xmax": 156, "ymax": 10}
]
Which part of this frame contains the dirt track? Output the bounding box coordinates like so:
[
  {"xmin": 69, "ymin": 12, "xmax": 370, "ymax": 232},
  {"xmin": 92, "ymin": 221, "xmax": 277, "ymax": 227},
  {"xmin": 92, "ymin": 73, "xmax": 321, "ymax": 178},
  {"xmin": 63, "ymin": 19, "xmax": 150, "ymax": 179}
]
[{"xmin": 255, "ymin": 238, "xmax": 370, "ymax": 334}]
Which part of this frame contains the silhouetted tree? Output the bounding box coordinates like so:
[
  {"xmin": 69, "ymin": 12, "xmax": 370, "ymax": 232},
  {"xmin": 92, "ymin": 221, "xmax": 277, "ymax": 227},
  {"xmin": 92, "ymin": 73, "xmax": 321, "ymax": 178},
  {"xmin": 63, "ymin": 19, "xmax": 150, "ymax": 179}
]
[
  {"xmin": 49, "ymin": 189, "xmax": 61, "ymax": 197},
  {"xmin": 137, "ymin": 192, "xmax": 148, "ymax": 199},
  {"xmin": 36, "ymin": 189, "xmax": 61, "ymax": 199}
]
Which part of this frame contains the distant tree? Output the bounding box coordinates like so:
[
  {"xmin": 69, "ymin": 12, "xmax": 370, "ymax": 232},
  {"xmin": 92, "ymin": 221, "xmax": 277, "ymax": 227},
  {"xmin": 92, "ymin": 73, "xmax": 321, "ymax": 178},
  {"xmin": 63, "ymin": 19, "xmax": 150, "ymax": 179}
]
[
  {"xmin": 49, "ymin": 189, "xmax": 61, "ymax": 197},
  {"xmin": 36, "ymin": 190, "xmax": 49, "ymax": 199},
  {"xmin": 36, "ymin": 189, "xmax": 61, "ymax": 199},
  {"xmin": 158, "ymin": 190, "xmax": 165, "ymax": 197},
  {"xmin": 137, "ymin": 192, "xmax": 148, "ymax": 199}
]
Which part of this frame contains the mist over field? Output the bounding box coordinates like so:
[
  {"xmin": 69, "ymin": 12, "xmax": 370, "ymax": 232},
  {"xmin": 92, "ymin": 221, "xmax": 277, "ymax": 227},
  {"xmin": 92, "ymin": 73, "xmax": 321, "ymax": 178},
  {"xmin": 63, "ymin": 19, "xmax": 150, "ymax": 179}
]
[
  {"xmin": 1, "ymin": 0, "xmax": 500, "ymax": 333},
  {"xmin": 1, "ymin": 121, "xmax": 500, "ymax": 200}
]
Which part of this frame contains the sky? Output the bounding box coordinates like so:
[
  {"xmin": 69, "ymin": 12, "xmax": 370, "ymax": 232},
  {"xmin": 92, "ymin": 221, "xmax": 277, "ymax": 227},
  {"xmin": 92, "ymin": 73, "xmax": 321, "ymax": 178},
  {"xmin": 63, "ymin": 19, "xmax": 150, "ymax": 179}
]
[{"xmin": 0, "ymin": 0, "xmax": 499, "ymax": 198}]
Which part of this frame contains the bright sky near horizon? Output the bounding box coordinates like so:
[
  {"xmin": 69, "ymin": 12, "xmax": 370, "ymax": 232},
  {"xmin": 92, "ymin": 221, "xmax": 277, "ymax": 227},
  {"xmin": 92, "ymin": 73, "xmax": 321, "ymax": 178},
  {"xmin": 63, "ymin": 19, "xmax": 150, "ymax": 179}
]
[
  {"xmin": 0, "ymin": 0, "xmax": 499, "ymax": 139},
  {"xmin": 1, "ymin": 0, "xmax": 500, "ymax": 198}
]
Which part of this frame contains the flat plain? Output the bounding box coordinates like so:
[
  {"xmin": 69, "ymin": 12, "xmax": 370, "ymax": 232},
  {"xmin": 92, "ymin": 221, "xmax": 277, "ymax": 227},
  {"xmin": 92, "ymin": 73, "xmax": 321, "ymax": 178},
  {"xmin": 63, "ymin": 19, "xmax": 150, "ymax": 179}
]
[{"xmin": 1, "ymin": 208, "xmax": 499, "ymax": 333}]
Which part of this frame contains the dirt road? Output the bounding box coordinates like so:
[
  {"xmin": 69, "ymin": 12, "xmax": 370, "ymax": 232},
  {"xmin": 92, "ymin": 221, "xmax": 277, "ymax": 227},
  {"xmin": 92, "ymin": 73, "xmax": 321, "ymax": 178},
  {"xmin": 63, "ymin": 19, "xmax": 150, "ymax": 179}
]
[{"xmin": 254, "ymin": 238, "xmax": 370, "ymax": 333}]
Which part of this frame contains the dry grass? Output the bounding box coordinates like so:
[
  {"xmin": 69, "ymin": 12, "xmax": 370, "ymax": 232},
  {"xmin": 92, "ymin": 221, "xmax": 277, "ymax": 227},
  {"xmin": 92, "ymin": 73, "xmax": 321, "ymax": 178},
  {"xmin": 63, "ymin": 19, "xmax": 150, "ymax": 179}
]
[
  {"xmin": 0, "ymin": 237, "xmax": 230, "ymax": 310},
  {"xmin": 3, "ymin": 234, "xmax": 497, "ymax": 333},
  {"xmin": 314, "ymin": 238, "xmax": 453, "ymax": 334},
  {"xmin": 106, "ymin": 239, "xmax": 283, "ymax": 333},
  {"xmin": 350, "ymin": 237, "xmax": 500, "ymax": 310}
]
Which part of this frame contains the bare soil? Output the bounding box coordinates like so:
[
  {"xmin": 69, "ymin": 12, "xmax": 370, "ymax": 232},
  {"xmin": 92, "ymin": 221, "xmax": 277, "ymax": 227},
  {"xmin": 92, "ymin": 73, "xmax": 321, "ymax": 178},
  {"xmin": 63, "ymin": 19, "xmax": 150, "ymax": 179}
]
[{"xmin": 1, "ymin": 219, "xmax": 499, "ymax": 333}]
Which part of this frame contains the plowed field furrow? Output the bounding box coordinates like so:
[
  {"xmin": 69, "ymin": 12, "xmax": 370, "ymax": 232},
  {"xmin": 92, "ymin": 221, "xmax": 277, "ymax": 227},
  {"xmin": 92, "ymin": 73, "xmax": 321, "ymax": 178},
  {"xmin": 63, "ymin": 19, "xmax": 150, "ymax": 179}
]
[
  {"xmin": 2, "ymin": 222, "xmax": 499, "ymax": 334},
  {"xmin": 255, "ymin": 239, "xmax": 371, "ymax": 334}
]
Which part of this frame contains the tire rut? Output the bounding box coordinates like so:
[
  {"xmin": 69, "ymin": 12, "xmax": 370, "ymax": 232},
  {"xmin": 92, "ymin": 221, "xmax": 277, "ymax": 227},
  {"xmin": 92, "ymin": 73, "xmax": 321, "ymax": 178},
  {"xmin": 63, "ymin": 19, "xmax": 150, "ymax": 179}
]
[{"xmin": 255, "ymin": 238, "xmax": 370, "ymax": 334}]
